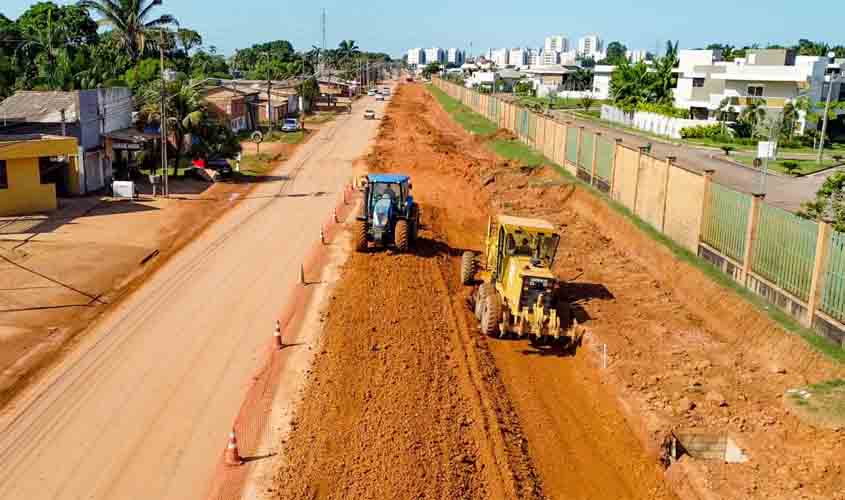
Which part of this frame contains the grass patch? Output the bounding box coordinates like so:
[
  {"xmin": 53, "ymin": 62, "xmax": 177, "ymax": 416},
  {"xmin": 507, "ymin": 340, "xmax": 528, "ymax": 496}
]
[
  {"xmin": 238, "ymin": 152, "xmax": 278, "ymax": 177},
  {"xmin": 428, "ymin": 85, "xmax": 498, "ymax": 135},
  {"xmin": 305, "ymin": 112, "xmax": 339, "ymax": 124},
  {"xmin": 514, "ymin": 95, "xmax": 605, "ymax": 111},
  {"xmin": 731, "ymin": 155, "xmax": 841, "ymax": 175},
  {"xmin": 426, "ymin": 83, "xmax": 845, "ymax": 365},
  {"xmin": 786, "ymin": 379, "xmax": 845, "ymax": 428},
  {"xmin": 489, "ymin": 139, "xmax": 547, "ymax": 167},
  {"xmin": 263, "ymin": 130, "xmax": 307, "ymax": 144}
]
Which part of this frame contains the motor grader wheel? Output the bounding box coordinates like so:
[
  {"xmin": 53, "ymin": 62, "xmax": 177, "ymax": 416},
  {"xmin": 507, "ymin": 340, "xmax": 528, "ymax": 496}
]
[
  {"xmin": 460, "ymin": 252, "xmax": 476, "ymax": 285},
  {"xmin": 474, "ymin": 283, "xmax": 492, "ymax": 320},
  {"xmin": 354, "ymin": 220, "xmax": 368, "ymax": 252},
  {"xmin": 481, "ymin": 292, "xmax": 502, "ymax": 337},
  {"xmin": 395, "ymin": 220, "xmax": 410, "ymax": 252}
]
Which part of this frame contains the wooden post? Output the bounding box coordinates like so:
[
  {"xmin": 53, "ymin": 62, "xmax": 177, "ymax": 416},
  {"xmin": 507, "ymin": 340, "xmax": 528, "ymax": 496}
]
[
  {"xmin": 610, "ymin": 138, "xmax": 623, "ymax": 196},
  {"xmin": 698, "ymin": 169, "xmax": 716, "ymax": 249},
  {"xmin": 741, "ymin": 193, "xmax": 765, "ymax": 284},
  {"xmin": 632, "ymin": 146, "xmax": 648, "ymax": 214},
  {"xmin": 807, "ymin": 221, "xmax": 832, "ymax": 328},
  {"xmin": 660, "ymin": 156, "xmax": 677, "ymax": 231},
  {"xmin": 590, "ymin": 132, "xmax": 600, "ymax": 185}
]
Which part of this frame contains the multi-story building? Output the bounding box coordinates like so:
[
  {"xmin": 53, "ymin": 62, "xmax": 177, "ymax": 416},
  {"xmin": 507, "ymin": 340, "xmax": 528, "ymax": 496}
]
[
  {"xmin": 542, "ymin": 50, "xmax": 560, "ymax": 65},
  {"xmin": 544, "ymin": 35, "xmax": 569, "ymax": 54},
  {"xmin": 447, "ymin": 48, "xmax": 465, "ymax": 66},
  {"xmin": 626, "ymin": 49, "xmax": 649, "ymax": 63},
  {"xmin": 527, "ymin": 48, "xmax": 543, "ymax": 67},
  {"xmin": 407, "ymin": 48, "xmax": 425, "ymax": 68},
  {"xmin": 424, "ymin": 47, "xmax": 446, "ymax": 65},
  {"xmin": 509, "ymin": 48, "xmax": 528, "ymax": 67},
  {"xmin": 673, "ymin": 48, "xmax": 839, "ymax": 131},
  {"xmin": 490, "ymin": 48, "xmax": 509, "ymax": 67},
  {"xmin": 577, "ymin": 34, "xmax": 604, "ymax": 59},
  {"xmin": 559, "ymin": 50, "xmax": 578, "ymax": 65}
]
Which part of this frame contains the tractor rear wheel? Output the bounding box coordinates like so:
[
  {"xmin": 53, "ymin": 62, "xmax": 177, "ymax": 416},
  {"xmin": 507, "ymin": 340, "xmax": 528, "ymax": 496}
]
[
  {"xmin": 460, "ymin": 252, "xmax": 475, "ymax": 285},
  {"xmin": 481, "ymin": 292, "xmax": 502, "ymax": 337},
  {"xmin": 354, "ymin": 220, "xmax": 368, "ymax": 252},
  {"xmin": 395, "ymin": 220, "xmax": 410, "ymax": 252}
]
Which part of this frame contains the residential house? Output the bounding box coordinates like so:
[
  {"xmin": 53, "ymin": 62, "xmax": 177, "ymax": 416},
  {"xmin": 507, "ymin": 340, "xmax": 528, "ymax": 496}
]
[
  {"xmin": 0, "ymin": 88, "xmax": 133, "ymax": 195},
  {"xmin": 0, "ymin": 134, "xmax": 79, "ymax": 216},
  {"xmin": 465, "ymin": 69, "xmax": 522, "ymax": 92},
  {"xmin": 200, "ymin": 84, "xmax": 260, "ymax": 132},
  {"xmin": 673, "ymin": 48, "xmax": 835, "ymax": 130}
]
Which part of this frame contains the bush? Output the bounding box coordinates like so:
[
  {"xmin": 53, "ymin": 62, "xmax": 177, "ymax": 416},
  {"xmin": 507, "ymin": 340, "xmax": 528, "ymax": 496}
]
[
  {"xmin": 680, "ymin": 124, "xmax": 723, "ymax": 139},
  {"xmin": 782, "ymin": 160, "xmax": 800, "ymax": 175},
  {"xmin": 636, "ymin": 102, "xmax": 690, "ymax": 118},
  {"xmin": 721, "ymin": 146, "xmax": 735, "ymax": 156}
]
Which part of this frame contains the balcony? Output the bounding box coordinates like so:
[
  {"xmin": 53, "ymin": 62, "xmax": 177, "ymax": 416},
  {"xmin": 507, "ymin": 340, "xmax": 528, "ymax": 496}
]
[{"xmin": 728, "ymin": 96, "xmax": 787, "ymax": 108}]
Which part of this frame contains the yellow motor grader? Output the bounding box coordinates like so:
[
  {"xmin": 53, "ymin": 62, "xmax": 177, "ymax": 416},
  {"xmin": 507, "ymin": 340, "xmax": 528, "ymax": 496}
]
[{"xmin": 462, "ymin": 215, "xmax": 572, "ymax": 342}]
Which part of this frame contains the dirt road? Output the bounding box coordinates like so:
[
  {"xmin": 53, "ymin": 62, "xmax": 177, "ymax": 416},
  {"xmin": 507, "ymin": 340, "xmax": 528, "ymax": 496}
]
[
  {"xmin": 271, "ymin": 85, "xmax": 676, "ymax": 499},
  {"xmin": 0, "ymin": 97, "xmax": 382, "ymax": 499}
]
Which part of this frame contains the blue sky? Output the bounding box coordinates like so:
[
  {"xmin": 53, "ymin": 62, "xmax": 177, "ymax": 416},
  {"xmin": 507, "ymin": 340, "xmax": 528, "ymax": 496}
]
[{"xmin": 4, "ymin": 0, "xmax": 844, "ymax": 58}]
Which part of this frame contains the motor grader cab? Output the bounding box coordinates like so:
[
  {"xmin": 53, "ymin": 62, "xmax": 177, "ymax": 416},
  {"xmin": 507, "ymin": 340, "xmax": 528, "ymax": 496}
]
[{"xmin": 462, "ymin": 215, "xmax": 570, "ymax": 342}]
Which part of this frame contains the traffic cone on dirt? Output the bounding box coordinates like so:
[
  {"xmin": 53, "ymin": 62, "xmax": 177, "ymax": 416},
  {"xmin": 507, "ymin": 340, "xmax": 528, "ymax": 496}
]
[
  {"xmin": 320, "ymin": 226, "xmax": 326, "ymax": 245},
  {"xmin": 299, "ymin": 264, "xmax": 305, "ymax": 285},
  {"xmin": 333, "ymin": 208, "xmax": 338, "ymax": 223},
  {"xmin": 225, "ymin": 430, "xmax": 243, "ymax": 466},
  {"xmin": 274, "ymin": 320, "xmax": 283, "ymax": 350}
]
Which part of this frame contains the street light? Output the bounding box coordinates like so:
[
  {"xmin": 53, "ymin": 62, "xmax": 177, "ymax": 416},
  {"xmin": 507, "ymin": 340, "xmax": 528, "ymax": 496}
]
[{"xmin": 817, "ymin": 52, "xmax": 844, "ymax": 164}]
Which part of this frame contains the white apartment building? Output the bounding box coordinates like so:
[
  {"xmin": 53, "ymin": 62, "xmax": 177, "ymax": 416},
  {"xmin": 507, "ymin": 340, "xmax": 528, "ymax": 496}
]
[
  {"xmin": 544, "ymin": 35, "xmax": 569, "ymax": 53},
  {"xmin": 673, "ymin": 48, "xmax": 839, "ymax": 132},
  {"xmin": 578, "ymin": 35, "xmax": 604, "ymax": 58},
  {"xmin": 407, "ymin": 48, "xmax": 425, "ymax": 68},
  {"xmin": 527, "ymin": 48, "xmax": 543, "ymax": 67},
  {"xmin": 424, "ymin": 47, "xmax": 446, "ymax": 65},
  {"xmin": 447, "ymin": 48, "xmax": 465, "ymax": 66},
  {"xmin": 509, "ymin": 48, "xmax": 529, "ymax": 67},
  {"xmin": 559, "ymin": 50, "xmax": 578, "ymax": 65},
  {"xmin": 626, "ymin": 49, "xmax": 649, "ymax": 63},
  {"xmin": 541, "ymin": 50, "xmax": 560, "ymax": 65},
  {"xmin": 490, "ymin": 48, "xmax": 509, "ymax": 67}
]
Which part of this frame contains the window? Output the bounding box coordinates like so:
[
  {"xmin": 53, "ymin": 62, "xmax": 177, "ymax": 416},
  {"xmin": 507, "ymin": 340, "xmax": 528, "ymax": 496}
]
[
  {"xmin": 747, "ymin": 85, "xmax": 764, "ymax": 97},
  {"xmin": 0, "ymin": 160, "xmax": 7, "ymax": 189},
  {"xmin": 692, "ymin": 78, "xmax": 706, "ymax": 88}
]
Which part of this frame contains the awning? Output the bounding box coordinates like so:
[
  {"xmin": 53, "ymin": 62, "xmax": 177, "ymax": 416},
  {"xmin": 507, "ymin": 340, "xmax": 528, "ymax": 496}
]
[{"xmin": 103, "ymin": 128, "xmax": 159, "ymax": 150}]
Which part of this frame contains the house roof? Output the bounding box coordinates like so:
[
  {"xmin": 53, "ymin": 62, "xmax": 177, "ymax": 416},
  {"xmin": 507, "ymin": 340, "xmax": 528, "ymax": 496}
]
[
  {"xmin": 0, "ymin": 91, "xmax": 80, "ymax": 123},
  {"xmin": 497, "ymin": 69, "xmax": 522, "ymax": 79}
]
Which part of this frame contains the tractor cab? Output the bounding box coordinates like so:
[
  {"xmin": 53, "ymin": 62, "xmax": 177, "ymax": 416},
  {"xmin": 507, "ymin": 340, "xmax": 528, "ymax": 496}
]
[{"xmin": 355, "ymin": 174, "xmax": 420, "ymax": 252}]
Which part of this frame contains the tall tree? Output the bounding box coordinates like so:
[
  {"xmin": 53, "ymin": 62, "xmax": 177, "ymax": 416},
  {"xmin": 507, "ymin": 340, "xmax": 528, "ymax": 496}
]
[
  {"xmin": 78, "ymin": 0, "xmax": 178, "ymax": 61},
  {"xmin": 337, "ymin": 39, "xmax": 360, "ymax": 62},
  {"xmin": 16, "ymin": 6, "xmax": 71, "ymax": 89},
  {"xmin": 603, "ymin": 41, "xmax": 627, "ymax": 65},
  {"xmin": 18, "ymin": 2, "xmax": 99, "ymax": 47},
  {"xmin": 139, "ymin": 76, "xmax": 204, "ymax": 170}
]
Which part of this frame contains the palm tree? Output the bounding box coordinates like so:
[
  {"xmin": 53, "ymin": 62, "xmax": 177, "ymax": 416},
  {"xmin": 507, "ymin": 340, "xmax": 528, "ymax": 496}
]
[
  {"xmin": 337, "ymin": 40, "xmax": 359, "ymax": 62},
  {"xmin": 176, "ymin": 28, "xmax": 202, "ymax": 54},
  {"xmin": 714, "ymin": 97, "xmax": 733, "ymax": 135},
  {"xmin": 650, "ymin": 43, "xmax": 679, "ymax": 104},
  {"xmin": 139, "ymin": 77, "xmax": 204, "ymax": 172},
  {"xmin": 79, "ymin": 0, "xmax": 178, "ymax": 61},
  {"xmin": 610, "ymin": 60, "xmax": 652, "ymax": 109},
  {"xmin": 740, "ymin": 99, "xmax": 767, "ymax": 137},
  {"xmin": 16, "ymin": 7, "xmax": 69, "ymax": 89}
]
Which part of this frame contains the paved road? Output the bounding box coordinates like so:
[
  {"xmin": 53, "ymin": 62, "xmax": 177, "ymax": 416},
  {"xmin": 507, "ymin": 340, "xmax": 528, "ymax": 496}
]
[
  {"xmin": 0, "ymin": 94, "xmax": 385, "ymax": 499},
  {"xmin": 552, "ymin": 109, "xmax": 843, "ymax": 211}
]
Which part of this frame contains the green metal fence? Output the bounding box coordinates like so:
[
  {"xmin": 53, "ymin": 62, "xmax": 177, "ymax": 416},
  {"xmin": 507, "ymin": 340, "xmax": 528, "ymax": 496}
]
[
  {"xmin": 701, "ymin": 182, "xmax": 751, "ymax": 263},
  {"xmin": 566, "ymin": 128, "xmax": 578, "ymax": 165},
  {"xmin": 517, "ymin": 109, "xmax": 529, "ymax": 138},
  {"xmin": 751, "ymin": 203, "xmax": 818, "ymax": 301},
  {"xmin": 821, "ymin": 230, "xmax": 845, "ymax": 322},
  {"xmin": 528, "ymin": 113, "xmax": 537, "ymax": 142},
  {"xmin": 487, "ymin": 96, "xmax": 498, "ymax": 121},
  {"xmin": 595, "ymin": 137, "xmax": 614, "ymax": 181},
  {"xmin": 579, "ymin": 131, "xmax": 594, "ymax": 171}
]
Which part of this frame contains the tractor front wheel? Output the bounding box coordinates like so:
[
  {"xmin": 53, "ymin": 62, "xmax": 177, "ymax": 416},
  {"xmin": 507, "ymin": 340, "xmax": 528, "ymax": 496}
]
[
  {"xmin": 481, "ymin": 292, "xmax": 502, "ymax": 337},
  {"xmin": 460, "ymin": 252, "xmax": 475, "ymax": 285},
  {"xmin": 354, "ymin": 220, "xmax": 368, "ymax": 252},
  {"xmin": 395, "ymin": 220, "xmax": 410, "ymax": 252}
]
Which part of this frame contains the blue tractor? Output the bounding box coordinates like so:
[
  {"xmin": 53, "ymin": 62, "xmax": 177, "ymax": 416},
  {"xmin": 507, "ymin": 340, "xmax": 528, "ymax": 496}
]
[{"xmin": 354, "ymin": 174, "xmax": 420, "ymax": 252}]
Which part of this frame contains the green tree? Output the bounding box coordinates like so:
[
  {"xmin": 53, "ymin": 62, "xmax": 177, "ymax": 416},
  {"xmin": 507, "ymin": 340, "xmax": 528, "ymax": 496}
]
[
  {"xmin": 650, "ymin": 41, "xmax": 679, "ymax": 104},
  {"xmin": 189, "ymin": 49, "xmax": 229, "ymax": 79},
  {"xmin": 739, "ymin": 98, "xmax": 767, "ymax": 136},
  {"xmin": 337, "ymin": 39, "xmax": 360, "ymax": 62},
  {"xmin": 124, "ymin": 57, "xmax": 164, "ymax": 89},
  {"xmin": 799, "ymin": 171, "xmax": 845, "ymax": 230},
  {"xmin": 138, "ymin": 77, "xmax": 205, "ymax": 171},
  {"xmin": 609, "ymin": 60, "xmax": 652, "ymax": 109},
  {"xmin": 603, "ymin": 41, "xmax": 627, "ymax": 65},
  {"xmin": 190, "ymin": 120, "xmax": 241, "ymax": 160},
  {"xmin": 16, "ymin": 6, "xmax": 71, "ymax": 89},
  {"xmin": 514, "ymin": 81, "xmax": 533, "ymax": 96},
  {"xmin": 17, "ymin": 2, "xmax": 99, "ymax": 47},
  {"xmin": 422, "ymin": 62, "xmax": 441, "ymax": 79},
  {"xmin": 297, "ymin": 76, "xmax": 320, "ymax": 112},
  {"xmin": 176, "ymin": 28, "xmax": 202, "ymax": 54},
  {"xmin": 79, "ymin": 0, "xmax": 178, "ymax": 61}
]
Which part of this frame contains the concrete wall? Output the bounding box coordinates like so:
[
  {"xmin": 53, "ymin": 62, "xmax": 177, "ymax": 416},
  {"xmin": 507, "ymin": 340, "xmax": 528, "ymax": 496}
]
[
  {"xmin": 664, "ymin": 166, "xmax": 706, "ymax": 251},
  {"xmin": 0, "ymin": 157, "xmax": 57, "ymax": 215},
  {"xmin": 634, "ymin": 154, "xmax": 669, "ymax": 230},
  {"xmin": 611, "ymin": 146, "xmax": 639, "ymax": 210}
]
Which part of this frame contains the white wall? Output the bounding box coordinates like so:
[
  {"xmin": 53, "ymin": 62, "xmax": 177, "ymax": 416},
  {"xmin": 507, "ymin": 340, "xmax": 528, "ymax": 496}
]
[{"xmin": 601, "ymin": 104, "xmax": 714, "ymax": 139}]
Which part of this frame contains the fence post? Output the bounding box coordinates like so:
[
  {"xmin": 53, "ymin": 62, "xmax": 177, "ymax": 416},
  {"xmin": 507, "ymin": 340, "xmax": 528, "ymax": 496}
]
[
  {"xmin": 610, "ymin": 138, "xmax": 622, "ymax": 195},
  {"xmin": 660, "ymin": 156, "xmax": 677, "ymax": 231},
  {"xmin": 741, "ymin": 193, "xmax": 765, "ymax": 284},
  {"xmin": 590, "ymin": 132, "xmax": 600, "ymax": 185},
  {"xmin": 632, "ymin": 146, "xmax": 647, "ymax": 214},
  {"xmin": 698, "ymin": 169, "xmax": 716, "ymax": 249},
  {"xmin": 576, "ymin": 126, "xmax": 584, "ymax": 171},
  {"xmin": 807, "ymin": 221, "xmax": 832, "ymax": 328}
]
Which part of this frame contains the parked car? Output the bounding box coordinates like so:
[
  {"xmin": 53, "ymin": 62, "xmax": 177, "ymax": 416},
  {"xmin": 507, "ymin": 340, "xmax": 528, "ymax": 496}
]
[
  {"xmin": 381, "ymin": 88, "xmax": 391, "ymax": 96},
  {"xmin": 207, "ymin": 157, "xmax": 233, "ymax": 179},
  {"xmin": 375, "ymin": 94, "xmax": 385, "ymax": 101},
  {"xmin": 367, "ymin": 89, "xmax": 376, "ymax": 96},
  {"xmin": 282, "ymin": 118, "xmax": 299, "ymax": 132},
  {"xmin": 364, "ymin": 109, "xmax": 376, "ymax": 120}
]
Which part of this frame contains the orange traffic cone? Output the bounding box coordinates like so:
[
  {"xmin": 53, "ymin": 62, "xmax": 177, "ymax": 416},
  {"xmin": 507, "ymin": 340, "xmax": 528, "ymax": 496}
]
[
  {"xmin": 274, "ymin": 320, "xmax": 283, "ymax": 350},
  {"xmin": 225, "ymin": 430, "xmax": 243, "ymax": 466}
]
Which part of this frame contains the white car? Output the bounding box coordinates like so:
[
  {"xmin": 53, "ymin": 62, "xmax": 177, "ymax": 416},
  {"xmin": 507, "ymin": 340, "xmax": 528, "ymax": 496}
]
[
  {"xmin": 364, "ymin": 109, "xmax": 376, "ymax": 120},
  {"xmin": 367, "ymin": 89, "xmax": 376, "ymax": 96},
  {"xmin": 375, "ymin": 94, "xmax": 385, "ymax": 101},
  {"xmin": 281, "ymin": 118, "xmax": 299, "ymax": 132}
]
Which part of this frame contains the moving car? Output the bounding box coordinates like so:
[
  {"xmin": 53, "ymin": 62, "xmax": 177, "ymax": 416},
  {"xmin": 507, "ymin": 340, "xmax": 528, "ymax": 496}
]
[
  {"xmin": 281, "ymin": 118, "xmax": 299, "ymax": 132},
  {"xmin": 364, "ymin": 109, "xmax": 376, "ymax": 120},
  {"xmin": 367, "ymin": 89, "xmax": 377, "ymax": 96}
]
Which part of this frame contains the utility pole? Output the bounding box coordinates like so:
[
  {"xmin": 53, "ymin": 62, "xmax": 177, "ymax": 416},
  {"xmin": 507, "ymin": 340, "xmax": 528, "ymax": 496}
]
[
  {"xmin": 266, "ymin": 49, "xmax": 273, "ymax": 132},
  {"xmin": 159, "ymin": 30, "xmax": 169, "ymax": 197},
  {"xmin": 817, "ymin": 72, "xmax": 842, "ymax": 164},
  {"xmin": 320, "ymin": 9, "xmax": 326, "ymax": 78}
]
